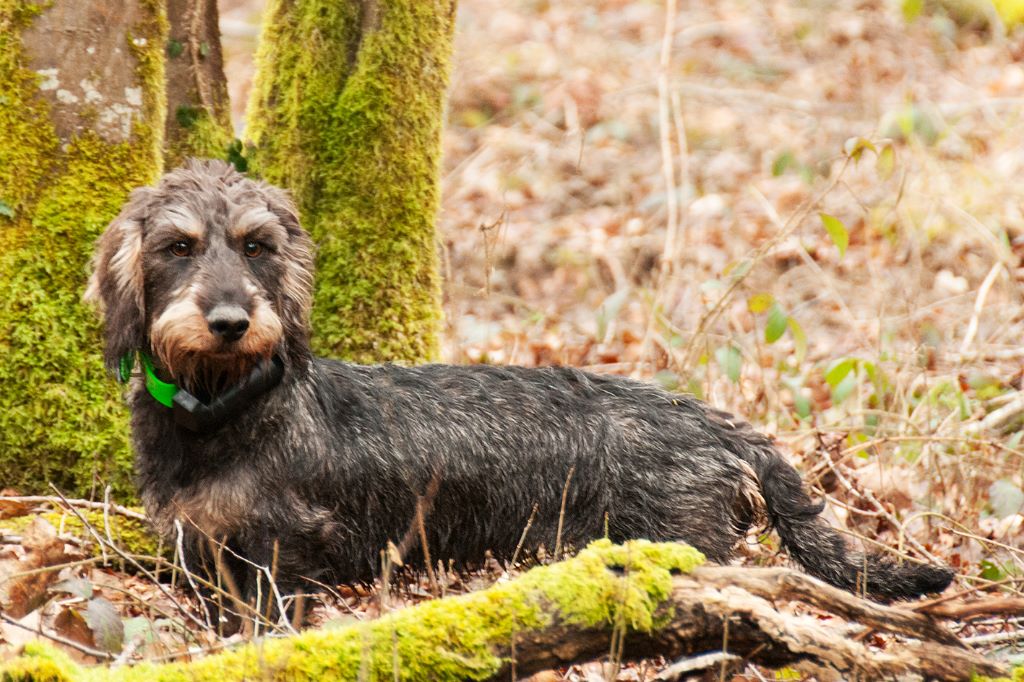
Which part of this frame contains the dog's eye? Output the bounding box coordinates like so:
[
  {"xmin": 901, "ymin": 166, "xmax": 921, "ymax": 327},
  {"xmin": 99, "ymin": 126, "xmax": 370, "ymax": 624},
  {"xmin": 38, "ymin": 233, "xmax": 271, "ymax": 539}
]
[
  {"xmin": 243, "ymin": 240, "xmax": 264, "ymax": 258},
  {"xmin": 169, "ymin": 240, "xmax": 192, "ymax": 257}
]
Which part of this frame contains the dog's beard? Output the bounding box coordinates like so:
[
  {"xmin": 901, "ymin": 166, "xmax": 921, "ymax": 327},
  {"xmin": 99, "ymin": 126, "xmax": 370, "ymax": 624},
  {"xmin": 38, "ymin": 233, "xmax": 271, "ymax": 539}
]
[
  {"xmin": 148, "ymin": 297, "xmax": 284, "ymax": 398},
  {"xmin": 165, "ymin": 351, "xmax": 271, "ymax": 399}
]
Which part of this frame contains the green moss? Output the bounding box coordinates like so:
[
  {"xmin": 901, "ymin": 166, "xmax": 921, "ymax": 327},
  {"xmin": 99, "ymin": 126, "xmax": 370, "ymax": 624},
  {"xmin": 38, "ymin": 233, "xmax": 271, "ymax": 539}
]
[
  {"xmin": 0, "ymin": 540, "xmax": 705, "ymax": 681},
  {"xmin": 0, "ymin": 641, "xmax": 78, "ymax": 682},
  {"xmin": 3, "ymin": 510, "xmax": 162, "ymax": 558},
  {"xmin": 0, "ymin": 1, "xmax": 167, "ymax": 497},
  {"xmin": 167, "ymin": 105, "xmax": 233, "ymax": 166},
  {"xmin": 247, "ymin": 0, "xmax": 455, "ymax": 363},
  {"xmin": 993, "ymin": 0, "xmax": 1024, "ymax": 25}
]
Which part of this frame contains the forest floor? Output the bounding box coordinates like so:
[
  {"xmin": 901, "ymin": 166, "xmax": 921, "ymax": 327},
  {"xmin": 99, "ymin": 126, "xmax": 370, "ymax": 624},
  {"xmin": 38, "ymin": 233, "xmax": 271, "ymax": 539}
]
[{"xmin": 4, "ymin": 0, "xmax": 1024, "ymax": 679}]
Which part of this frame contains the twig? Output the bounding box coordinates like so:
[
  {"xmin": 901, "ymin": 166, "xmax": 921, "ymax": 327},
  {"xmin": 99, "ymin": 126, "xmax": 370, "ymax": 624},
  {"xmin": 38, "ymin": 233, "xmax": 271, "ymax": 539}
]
[
  {"xmin": 820, "ymin": 451, "xmax": 944, "ymax": 565},
  {"xmin": 681, "ymin": 156, "xmax": 853, "ymax": 370},
  {"xmin": 415, "ymin": 496, "xmax": 439, "ymax": 597},
  {"xmin": 656, "ymin": 0, "xmax": 680, "ymax": 275},
  {"xmin": 178, "ymin": 515, "xmax": 296, "ymax": 633},
  {"xmin": 0, "ymin": 611, "xmax": 114, "ymax": 661},
  {"xmin": 656, "ymin": 651, "xmax": 742, "ymax": 681},
  {"xmin": 553, "ymin": 466, "xmax": 576, "ymax": 561},
  {"xmin": 47, "ymin": 485, "xmax": 108, "ymax": 566},
  {"xmin": 960, "ymin": 262, "xmax": 1003, "ymax": 354},
  {"xmin": 508, "ymin": 503, "xmax": 539, "ymax": 570},
  {"xmin": 963, "ymin": 628, "xmax": 1024, "ymax": 648},
  {"xmin": 950, "ymin": 347, "xmax": 1024, "ymax": 363},
  {"xmin": 914, "ymin": 576, "xmax": 1024, "ymax": 612},
  {"xmin": 174, "ymin": 519, "xmax": 213, "ymax": 630},
  {"xmin": 0, "ymin": 495, "xmax": 147, "ymax": 522},
  {"xmin": 838, "ymin": 434, "xmax": 1024, "ymax": 463},
  {"xmin": 111, "ymin": 631, "xmax": 146, "ymax": 668},
  {"xmin": 965, "ymin": 391, "xmax": 1024, "ymax": 435},
  {"xmin": 46, "ymin": 485, "xmax": 209, "ymax": 632},
  {"xmin": 918, "ymin": 597, "xmax": 1024, "ymax": 620}
]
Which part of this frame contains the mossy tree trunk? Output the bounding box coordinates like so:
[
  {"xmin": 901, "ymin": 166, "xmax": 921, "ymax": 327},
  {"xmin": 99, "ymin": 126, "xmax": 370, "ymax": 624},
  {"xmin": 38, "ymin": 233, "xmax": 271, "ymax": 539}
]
[
  {"xmin": 0, "ymin": 0, "xmax": 167, "ymax": 497},
  {"xmin": 0, "ymin": 0, "xmax": 454, "ymax": 495},
  {"xmin": 246, "ymin": 0, "xmax": 457, "ymax": 363},
  {"xmin": 164, "ymin": 0, "xmax": 233, "ymax": 165}
]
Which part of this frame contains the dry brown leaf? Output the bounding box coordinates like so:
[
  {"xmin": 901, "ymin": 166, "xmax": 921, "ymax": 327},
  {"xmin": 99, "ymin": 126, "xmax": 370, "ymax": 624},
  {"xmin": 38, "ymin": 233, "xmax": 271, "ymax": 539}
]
[{"xmin": 2, "ymin": 517, "xmax": 66, "ymax": 618}]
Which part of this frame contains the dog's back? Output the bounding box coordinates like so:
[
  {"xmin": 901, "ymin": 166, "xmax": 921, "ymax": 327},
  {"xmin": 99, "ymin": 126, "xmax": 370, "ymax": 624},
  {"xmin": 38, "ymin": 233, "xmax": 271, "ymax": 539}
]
[{"xmin": 311, "ymin": 359, "xmax": 953, "ymax": 600}]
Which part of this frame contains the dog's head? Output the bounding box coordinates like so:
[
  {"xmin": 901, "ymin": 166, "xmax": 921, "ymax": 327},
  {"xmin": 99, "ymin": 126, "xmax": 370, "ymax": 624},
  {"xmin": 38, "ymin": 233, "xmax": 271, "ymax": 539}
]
[{"xmin": 85, "ymin": 159, "xmax": 315, "ymax": 392}]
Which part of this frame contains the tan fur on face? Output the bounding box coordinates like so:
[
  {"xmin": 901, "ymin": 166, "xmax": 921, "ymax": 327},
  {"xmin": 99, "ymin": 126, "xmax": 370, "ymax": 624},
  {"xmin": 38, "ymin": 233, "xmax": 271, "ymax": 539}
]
[
  {"xmin": 149, "ymin": 282, "xmax": 284, "ymax": 387},
  {"xmin": 149, "ymin": 283, "xmax": 209, "ymax": 376},
  {"xmin": 238, "ymin": 296, "xmax": 284, "ymax": 358}
]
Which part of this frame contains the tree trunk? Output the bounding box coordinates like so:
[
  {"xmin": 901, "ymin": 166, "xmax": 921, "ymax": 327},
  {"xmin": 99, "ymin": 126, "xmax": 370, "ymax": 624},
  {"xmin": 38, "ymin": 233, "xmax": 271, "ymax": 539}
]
[
  {"xmin": 164, "ymin": 0, "xmax": 233, "ymax": 166},
  {"xmin": 0, "ymin": 0, "xmax": 167, "ymax": 497},
  {"xmin": 0, "ymin": 540, "xmax": 1005, "ymax": 681},
  {"xmin": 246, "ymin": 0, "xmax": 457, "ymax": 364}
]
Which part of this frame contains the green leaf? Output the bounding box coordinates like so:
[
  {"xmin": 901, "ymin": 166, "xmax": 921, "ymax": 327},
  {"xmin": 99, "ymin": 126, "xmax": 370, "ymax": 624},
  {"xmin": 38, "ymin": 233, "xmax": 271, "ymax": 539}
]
[
  {"xmin": 596, "ymin": 289, "xmax": 630, "ymax": 340},
  {"xmin": 785, "ymin": 379, "xmax": 811, "ymax": 420},
  {"xmin": 0, "ymin": 200, "xmax": 14, "ymax": 219},
  {"xmin": 51, "ymin": 578, "xmax": 93, "ymax": 600},
  {"xmin": 877, "ymin": 143, "xmax": 895, "ymax": 179},
  {"xmin": 979, "ymin": 559, "xmax": 1006, "ymax": 582},
  {"xmin": 226, "ymin": 138, "xmax": 249, "ymax": 173},
  {"xmin": 819, "ymin": 213, "xmax": 849, "ymax": 259},
  {"xmin": 832, "ymin": 371, "xmax": 858, "ymax": 404},
  {"xmin": 771, "ymin": 151, "xmax": 796, "ymax": 177},
  {"xmin": 843, "ymin": 136, "xmax": 877, "ymax": 161},
  {"xmin": 653, "ymin": 370, "xmax": 680, "ymax": 391},
  {"xmin": 199, "ymin": 41, "xmax": 210, "ymax": 58},
  {"xmin": 122, "ymin": 616, "xmax": 155, "ymax": 645},
  {"xmin": 765, "ymin": 303, "xmax": 788, "ymax": 344},
  {"xmin": 175, "ymin": 105, "xmax": 201, "ymax": 129},
  {"xmin": 84, "ymin": 597, "xmax": 124, "ymax": 654},
  {"xmin": 787, "ymin": 317, "xmax": 808, "ymax": 364},
  {"xmin": 724, "ymin": 258, "xmax": 752, "ymax": 280},
  {"xmin": 715, "ymin": 345, "xmax": 743, "ymax": 383},
  {"xmin": 166, "ymin": 39, "xmax": 183, "ymax": 58},
  {"xmin": 793, "ymin": 391, "xmax": 811, "ymax": 419},
  {"xmin": 825, "ymin": 358, "xmax": 857, "ymax": 387},
  {"xmin": 902, "ymin": 0, "xmax": 924, "ymax": 21},
  {"xmin": 747, "ymin": 292, "xmax": 774, "ymax": 314}
]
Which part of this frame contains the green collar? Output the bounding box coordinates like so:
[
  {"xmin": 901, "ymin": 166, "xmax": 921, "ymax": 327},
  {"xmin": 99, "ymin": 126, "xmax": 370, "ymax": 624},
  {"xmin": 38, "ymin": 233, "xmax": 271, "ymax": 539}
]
[
  {"xmin": 120, "ymin": 351, "xmax": 178, "ymax": 408},
  {"xmin": 118, "ymin": 351, "xmax": 285, "ymax": 432}
]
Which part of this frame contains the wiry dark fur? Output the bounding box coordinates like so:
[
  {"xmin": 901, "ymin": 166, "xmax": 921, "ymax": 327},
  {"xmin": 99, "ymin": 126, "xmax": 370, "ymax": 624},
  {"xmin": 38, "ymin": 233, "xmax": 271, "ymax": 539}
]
[{"xmin": 88, "ymin": 160, "xmax": 953, "ymax": 610}]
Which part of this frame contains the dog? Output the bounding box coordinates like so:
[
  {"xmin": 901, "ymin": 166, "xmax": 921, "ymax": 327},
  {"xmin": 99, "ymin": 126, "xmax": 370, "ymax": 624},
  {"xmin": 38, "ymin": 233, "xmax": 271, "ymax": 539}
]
[{"xmin": 85, "ymin": 159, "xmax": 953, "ymax": 618}]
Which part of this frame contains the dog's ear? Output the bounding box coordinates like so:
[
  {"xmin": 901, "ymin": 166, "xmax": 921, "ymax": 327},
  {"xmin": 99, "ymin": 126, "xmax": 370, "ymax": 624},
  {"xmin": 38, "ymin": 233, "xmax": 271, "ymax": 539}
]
[
  {"xmin": 262, "ymin": 185, "xmax": 315, "ymax": 339},
  {"xmin": 84, "ymin": 187, "xmax": 155, "ymax": 372}
]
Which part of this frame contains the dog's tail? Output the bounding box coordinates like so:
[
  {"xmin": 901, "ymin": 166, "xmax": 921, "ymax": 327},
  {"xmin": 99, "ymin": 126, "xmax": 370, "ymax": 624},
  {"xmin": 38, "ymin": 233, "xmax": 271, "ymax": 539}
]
[{"xmin": 710, "ymin": 410, "xmax": 954, "ymax": 601}]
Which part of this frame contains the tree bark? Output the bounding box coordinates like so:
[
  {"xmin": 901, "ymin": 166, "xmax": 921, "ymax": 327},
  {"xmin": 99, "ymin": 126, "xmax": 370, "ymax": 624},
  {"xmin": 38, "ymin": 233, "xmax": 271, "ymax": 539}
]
[
  {"xmin": 164, "ymin": 0, "xmax": 233, "ymax": 166},
  {"xmin": 0, "ymin": 0, "xmax": 167, "ymax": 497},
  {"xmin": 246, "ymin": 0, "xmax": 457, "ymax": 364}
]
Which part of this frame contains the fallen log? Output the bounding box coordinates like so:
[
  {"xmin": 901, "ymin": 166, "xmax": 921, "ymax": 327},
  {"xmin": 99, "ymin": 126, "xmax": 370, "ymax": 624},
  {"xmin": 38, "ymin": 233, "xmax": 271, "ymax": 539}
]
[{"xmin": 0, "ymin": 540, "xmax": 1007, "ymax": 681}]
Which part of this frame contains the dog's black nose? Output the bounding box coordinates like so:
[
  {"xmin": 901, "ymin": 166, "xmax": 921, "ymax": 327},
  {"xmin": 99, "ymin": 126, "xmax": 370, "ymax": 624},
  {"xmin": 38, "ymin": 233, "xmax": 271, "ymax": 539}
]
[{"xmin": 207, "ymin": 305, "xmax": 250, "ymax": 342}]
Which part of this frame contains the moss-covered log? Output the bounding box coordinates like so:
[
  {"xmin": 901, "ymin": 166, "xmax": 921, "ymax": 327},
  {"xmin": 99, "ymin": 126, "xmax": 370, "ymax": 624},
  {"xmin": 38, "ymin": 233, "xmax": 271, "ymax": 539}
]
[
  {"xmin": 0, "ymin": 540, "xmax": 1002, "ymax": 681},
  {"xmin": 0, "ymin": 0, "xmax": 167, "ymax": 497},
  {"xmin": 246, "ymin": 0, "xmax": 456, "ymax": 363},
  {"xmin": 163, "ymin": 0, "xmax": 233, "ymax": 166}
]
